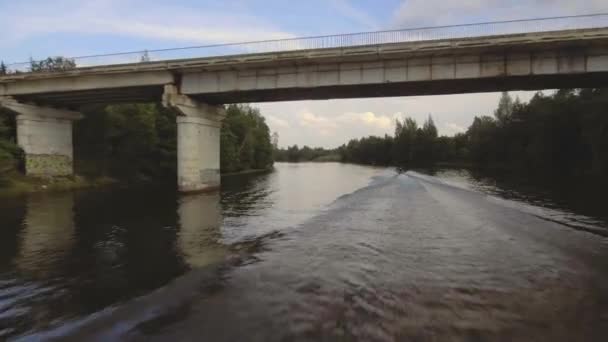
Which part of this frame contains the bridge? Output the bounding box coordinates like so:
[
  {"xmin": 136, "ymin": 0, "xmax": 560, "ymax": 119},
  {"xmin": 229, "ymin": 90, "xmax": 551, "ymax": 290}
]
[{"xmin": 1, "ymin": 14, "xmax": 608, "ymax": 192}]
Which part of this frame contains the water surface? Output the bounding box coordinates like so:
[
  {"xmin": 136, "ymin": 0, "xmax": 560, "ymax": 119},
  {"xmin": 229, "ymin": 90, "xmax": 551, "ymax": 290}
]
[{"xmin": 1, "ymin": 163, "xmax": 608, "ymax": 341}]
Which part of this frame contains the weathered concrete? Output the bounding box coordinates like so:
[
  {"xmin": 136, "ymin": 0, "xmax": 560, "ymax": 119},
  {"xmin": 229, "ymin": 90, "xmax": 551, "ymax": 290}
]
[
  {"xmin": 1, "ymin": 27, "xmax": 608, "ymax": 190},
  {"xmin": 163, "ymin": 85, "xmax": 226, "ymax": 192},
  {"xmin": 180, "ymin": 46, "xmax": 608, "ymax": 103},
  {"xmin": 2, "ymin": 28, "xmax": 608, "ymax": 107},
  {"xmin": 0, "ymin": 97, "xmax": 82, "ymax": 176}
]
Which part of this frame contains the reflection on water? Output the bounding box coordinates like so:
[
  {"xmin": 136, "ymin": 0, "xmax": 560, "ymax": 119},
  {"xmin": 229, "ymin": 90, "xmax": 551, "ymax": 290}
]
[
  {"xmin": 17, "ymin": 193, "xmax": 75, "ymax": 278},
  {"xmin": 177, "ymin": 192, "xmax": 225, "ymax": 267},
  {"xmin": 422, "ymin": 168, "xmax": 608, "ymax": 234},
  {"xmin": 0, "ymin": 163, "xmax": 383, "ymax": 339},
  {"xmin": 1, "ymin": 163, "xmax": 608, "ymax": 340}
]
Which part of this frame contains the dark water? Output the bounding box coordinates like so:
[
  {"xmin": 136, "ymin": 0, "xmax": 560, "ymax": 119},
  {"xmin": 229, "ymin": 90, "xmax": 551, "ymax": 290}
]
[{"xmin": 1, "ymin": 163, "xmax": 608, "ymax": 341}]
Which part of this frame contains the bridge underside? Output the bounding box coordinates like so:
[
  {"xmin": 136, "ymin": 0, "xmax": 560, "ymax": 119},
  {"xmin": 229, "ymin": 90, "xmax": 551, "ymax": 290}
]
[
  {"xmin": 190, "ymin": 72, "xmax": 608, "ymax": 104},
  {"xmin": 10, "ymin": 86, "xmax": 163, "ymax": 109},
  {"xmin": 7, "ymin": 72, "xmax": 608, "ymax": 108},
  {"xmin": 2, "ymin": 27, "xmax": 608, "ymax": 191}
]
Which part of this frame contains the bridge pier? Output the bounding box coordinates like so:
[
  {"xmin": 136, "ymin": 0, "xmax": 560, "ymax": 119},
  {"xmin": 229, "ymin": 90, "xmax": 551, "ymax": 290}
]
[
  {"xmin": 0, "ymin": 97, "xmax": 82, "ymax": 176},
  {"xmin": 163, "ymin": 85, "xmax": 226, "ymax": 193}
]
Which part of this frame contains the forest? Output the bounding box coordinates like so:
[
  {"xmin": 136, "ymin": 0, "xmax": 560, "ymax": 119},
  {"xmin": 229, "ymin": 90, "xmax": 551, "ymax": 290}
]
[
  {"xmin": 324, "ymin": 89, "xmax": 607, "ymax": 176},
  {"xmin": 1, "ymin": 57, "xmax": 274, "ymax": 185},
  {"xmin": 1, "ymin": 57, "xmax": 607, "ymax": 183},
  {"xmin": 274, "ymin": 89, "xmax": 608, "ymax": 176},
  {"xmin": 0, "ymin": 103, "xmax": 273, "ymax": 185}
]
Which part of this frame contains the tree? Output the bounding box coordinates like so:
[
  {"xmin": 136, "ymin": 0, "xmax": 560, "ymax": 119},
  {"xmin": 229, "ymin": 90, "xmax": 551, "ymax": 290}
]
[
  {"xmin": 220, "ymin": 104, "xmax": 274, "ymax": 172},
  {"xmin": 392, "ymin": 117, "xmax": 418, "ymax": 165},
  {"xmin": 0, "ymin": 61, "xmax": 7, "ymax": 75},
  {"xmin": 272, "ymin": 132, "xmax": 279, "ymax": 149},
  {"xmin": 30, "ymin": 56, "xmax": 76, "ymax": 72},
  {"xmin": 494, "ymin": 91, "xmax": 514, "ymax": 126},
  {"xmin": 140, "ymin": 50, "xmax": 150, "ymax": 63},
  {"xmin": 0, "ymin": 108, "xmax": 21, "ymax": 173},
  {"xmin": 415, "ymin": 115, "xmax": 439, "ymax": 164},
  {"xmin": 467, "ymin": 116, "xmax": 498, "ymax": 164}
]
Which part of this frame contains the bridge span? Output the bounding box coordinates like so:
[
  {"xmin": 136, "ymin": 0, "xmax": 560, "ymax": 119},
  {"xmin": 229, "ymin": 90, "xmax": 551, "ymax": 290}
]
[{"xmin": 2, "ymin": 15, "xmax": 608, "ymax": 192}]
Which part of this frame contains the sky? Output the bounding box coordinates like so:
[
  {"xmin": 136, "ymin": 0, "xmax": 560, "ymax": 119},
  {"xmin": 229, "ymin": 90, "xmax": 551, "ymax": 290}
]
[{"xmin": 1, "ymin": 0, "xmax": 607, "ymax": 148}]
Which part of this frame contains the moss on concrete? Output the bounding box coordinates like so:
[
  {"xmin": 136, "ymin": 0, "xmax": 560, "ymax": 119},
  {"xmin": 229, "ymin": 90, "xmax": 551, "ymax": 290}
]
[{"xmin": 25, "ymin": 154, "xmax": 73, "ymax": 176}]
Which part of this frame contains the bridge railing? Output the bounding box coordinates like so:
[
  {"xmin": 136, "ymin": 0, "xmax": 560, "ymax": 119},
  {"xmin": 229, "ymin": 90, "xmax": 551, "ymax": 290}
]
[{"xmin": 4, "ymin": 13, "xmax": 608, "ymax": 74}]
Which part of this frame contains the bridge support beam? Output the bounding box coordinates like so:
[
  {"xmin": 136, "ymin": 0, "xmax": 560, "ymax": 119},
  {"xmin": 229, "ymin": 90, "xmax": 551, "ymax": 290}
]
[
  {"xmin": 0, "ymin": 97, "xmax": 82, "ymax": 177},
  {"xmin": 163, "ymin": 85, "xmax": 226, "ymax": 193}
]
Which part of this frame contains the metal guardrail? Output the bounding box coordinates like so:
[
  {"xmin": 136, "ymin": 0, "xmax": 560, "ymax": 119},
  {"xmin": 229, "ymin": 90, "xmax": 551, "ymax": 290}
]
[{"xmin": 4, "ymin": 13, "xmax": 608, "ymax": 73}]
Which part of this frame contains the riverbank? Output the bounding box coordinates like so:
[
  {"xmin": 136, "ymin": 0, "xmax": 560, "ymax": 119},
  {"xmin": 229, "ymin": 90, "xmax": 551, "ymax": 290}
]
[
  {"xmin": 0, "ymin": 172, "xmax": 118, "ymax": 197},
  {"xmin": 0, "ymin": 166, "xmax": 275, "ymax": 197},
  {"xmin": 221, "ymin": 167, "xmax": 274, "ymax": 177}
]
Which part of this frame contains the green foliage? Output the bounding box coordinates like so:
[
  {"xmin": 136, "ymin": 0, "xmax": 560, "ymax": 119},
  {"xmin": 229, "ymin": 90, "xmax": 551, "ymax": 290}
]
[
  {"xmin": 75, "ymin": 103, "xmax": 177, "ymax": 180},
  {"xmin": 30, "ymin": 56, "xmax": 76, "ymax": 72},
  {"xmin": 466, "ymin": 116, "xmax": 498, "ymax": 163},
  {"xmin": 0, "ymin": 108, "xmax": 21, "ymax": 174},
  {"xmin": 2, "ymin": 100, "xmax": 273, "ymax": 182},
  {"xmin": 494, "ymin": 91, "xmax": 514, "ymax": 126},
  {"xmin": 0, "ymin": 61, "xmax": 7, "ymax": 75},
  {"xmin": 220, "ymin": 104, "xmax": 274, "ymax": 173},
  {"xmin": 274, "ymin": 145, "xmax": 340, "ymax": 162},
  {"xmin": 338, "ymin": 89, "xmax": 608, "ymax": 176}
]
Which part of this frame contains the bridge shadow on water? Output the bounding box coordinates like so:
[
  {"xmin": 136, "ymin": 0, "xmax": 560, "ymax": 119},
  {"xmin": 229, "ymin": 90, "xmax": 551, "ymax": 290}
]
[{"xmin": 0, "ymin": 180, "xmax": 258, "ymax": 339}]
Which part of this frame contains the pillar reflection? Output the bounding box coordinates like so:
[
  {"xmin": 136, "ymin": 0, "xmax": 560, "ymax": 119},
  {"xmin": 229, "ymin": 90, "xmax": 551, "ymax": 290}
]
[
  {"xmin": 177, "ymin": 191, "xmax": 226, "ymax": 268},
  {"xmin": 16, "ymin": 192, "xmax": 75, "ymax": 278}
]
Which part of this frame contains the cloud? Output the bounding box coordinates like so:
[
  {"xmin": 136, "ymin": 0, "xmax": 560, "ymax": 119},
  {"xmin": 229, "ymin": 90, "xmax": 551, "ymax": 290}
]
[
  {"xmin": 336, "ymin": 112, "xmax": 393, "ymax": 130},
  {"xmin": 392, "ymin": 0, "xmax": 608, "ymax": 27},
  {"xmin": 0, "ymin": 0, "xmax": 294, "ymax": 57},
  {"xmin": 258, "ymin": 91, "xmax": 540, "ymax": 148},
  {"xmin": 330, "ymin": 0, "xmax": 379, "ymax": 30},
  {"xmin": 298, "ymin": 110, "xmax": 394, "ymax": 132},
  {"xmin": 444, "ymin": 122, "xmax": 467, "ymax": 135},
  {"xmin": 266, "ymin": 114, "xmax": 290, "ymax": 129}
]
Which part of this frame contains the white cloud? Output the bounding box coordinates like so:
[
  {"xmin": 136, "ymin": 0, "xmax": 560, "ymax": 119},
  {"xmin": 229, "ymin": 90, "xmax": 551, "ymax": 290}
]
[
  {"xmin": 392, "ymin": 0, "xmax": 608, "ymax": 27},
  {"xmin": 266, "ymin": 114, "xmax": 290, "ymax": 129},
  {"xmin": 297, "ymin": 110, "xmax": 394, "ymax": 133},
  {"xmin": 258, "ymin": 91, "xmax": 540, "ymax": 148},
  {"xmin": 0, "ymin": 0, "xmax": 294, "ymax": 57},
  {"xmin": 298, "ymin": 111, "xmax": 337, "ymax": 129},
  {"xmin": 444, "ymin": 122, "xmax": 467, "ymax": 135},
  {"xmin": 336, "ymin": 112, "xmax": 393, "ymax": 130},
  {"xmin": 330, "ymin": 0, "xmax": 379, "ymax": 30}
]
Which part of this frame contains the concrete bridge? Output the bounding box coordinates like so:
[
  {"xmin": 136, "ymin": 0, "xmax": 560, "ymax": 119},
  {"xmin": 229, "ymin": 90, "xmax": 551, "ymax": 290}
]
[{"xmin": 2, "ymin": 16, "xmax": 608, "ymax": 192}]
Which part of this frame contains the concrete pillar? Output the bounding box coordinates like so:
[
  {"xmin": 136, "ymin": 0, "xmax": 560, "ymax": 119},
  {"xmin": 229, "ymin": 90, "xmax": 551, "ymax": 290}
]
[
  {"xmin": 162, "ymin": 85, "xmax": 226, "ymax": 192},
  {"xmin": 0, "ymin": 97, "xmax": 82, "ymax": 176}
]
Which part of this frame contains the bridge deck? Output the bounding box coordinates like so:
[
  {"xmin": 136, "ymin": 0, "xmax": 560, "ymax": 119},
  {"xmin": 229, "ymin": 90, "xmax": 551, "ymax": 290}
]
[{"xmin": 2, "ymin": 27, "xmax": 608, "ymax": 107}]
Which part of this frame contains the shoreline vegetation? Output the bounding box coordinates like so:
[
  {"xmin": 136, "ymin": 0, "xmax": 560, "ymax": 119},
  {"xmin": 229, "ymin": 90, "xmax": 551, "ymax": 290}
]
[
  {"xmin": 0, "ymin": 167, "xmax": 275, "ymax": 197},
  {"xmin": 0, "ymin": 173, "xmax": 118, "ymax": 197},
  {"xmin": 0, "ymin": 58, "xmax": 274, "ymax": 196},
  {"xmin": 275, "ymin": 89, "xmax": 608, "ymax": 178},
  {"xmin": 2, "ymin": 88, "xmax": 608, "ymax": 196},
  {"xmin": 0, "ymin": 103, "xmax": 274, "ymax": 196}
]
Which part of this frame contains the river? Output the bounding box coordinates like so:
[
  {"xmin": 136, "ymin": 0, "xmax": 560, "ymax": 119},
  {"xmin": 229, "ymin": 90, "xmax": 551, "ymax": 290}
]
[{"xmin": 1, "ymin": 163, "xmax": 608, "ymax": 341}]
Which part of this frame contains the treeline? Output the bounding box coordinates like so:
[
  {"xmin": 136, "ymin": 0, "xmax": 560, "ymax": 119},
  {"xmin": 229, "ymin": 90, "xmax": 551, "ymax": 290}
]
[
  {"xmin": 339, "ymin": 89, "xmax": 608, "ymax": 175},
  {"xmin": 1, "ymin": 56, "xmax": 78, "ymax": 75},
  {"xmin": 76, "ymin": 103, "xmax": 273, "ymax": 179},
  {"xmin": 0, "ymin": 109, "xmax": 20, "ymax": 176},
  {"xmin": 274, "ymin": 145, "xmax": 340, "ymax": 162},
  {"xmin": 0, "ymin": 102, "xmax": 273, "ymax": 183},
  {"xmin": 220, "ymin": 104, "xmax": 274, "ymax": 173}
]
